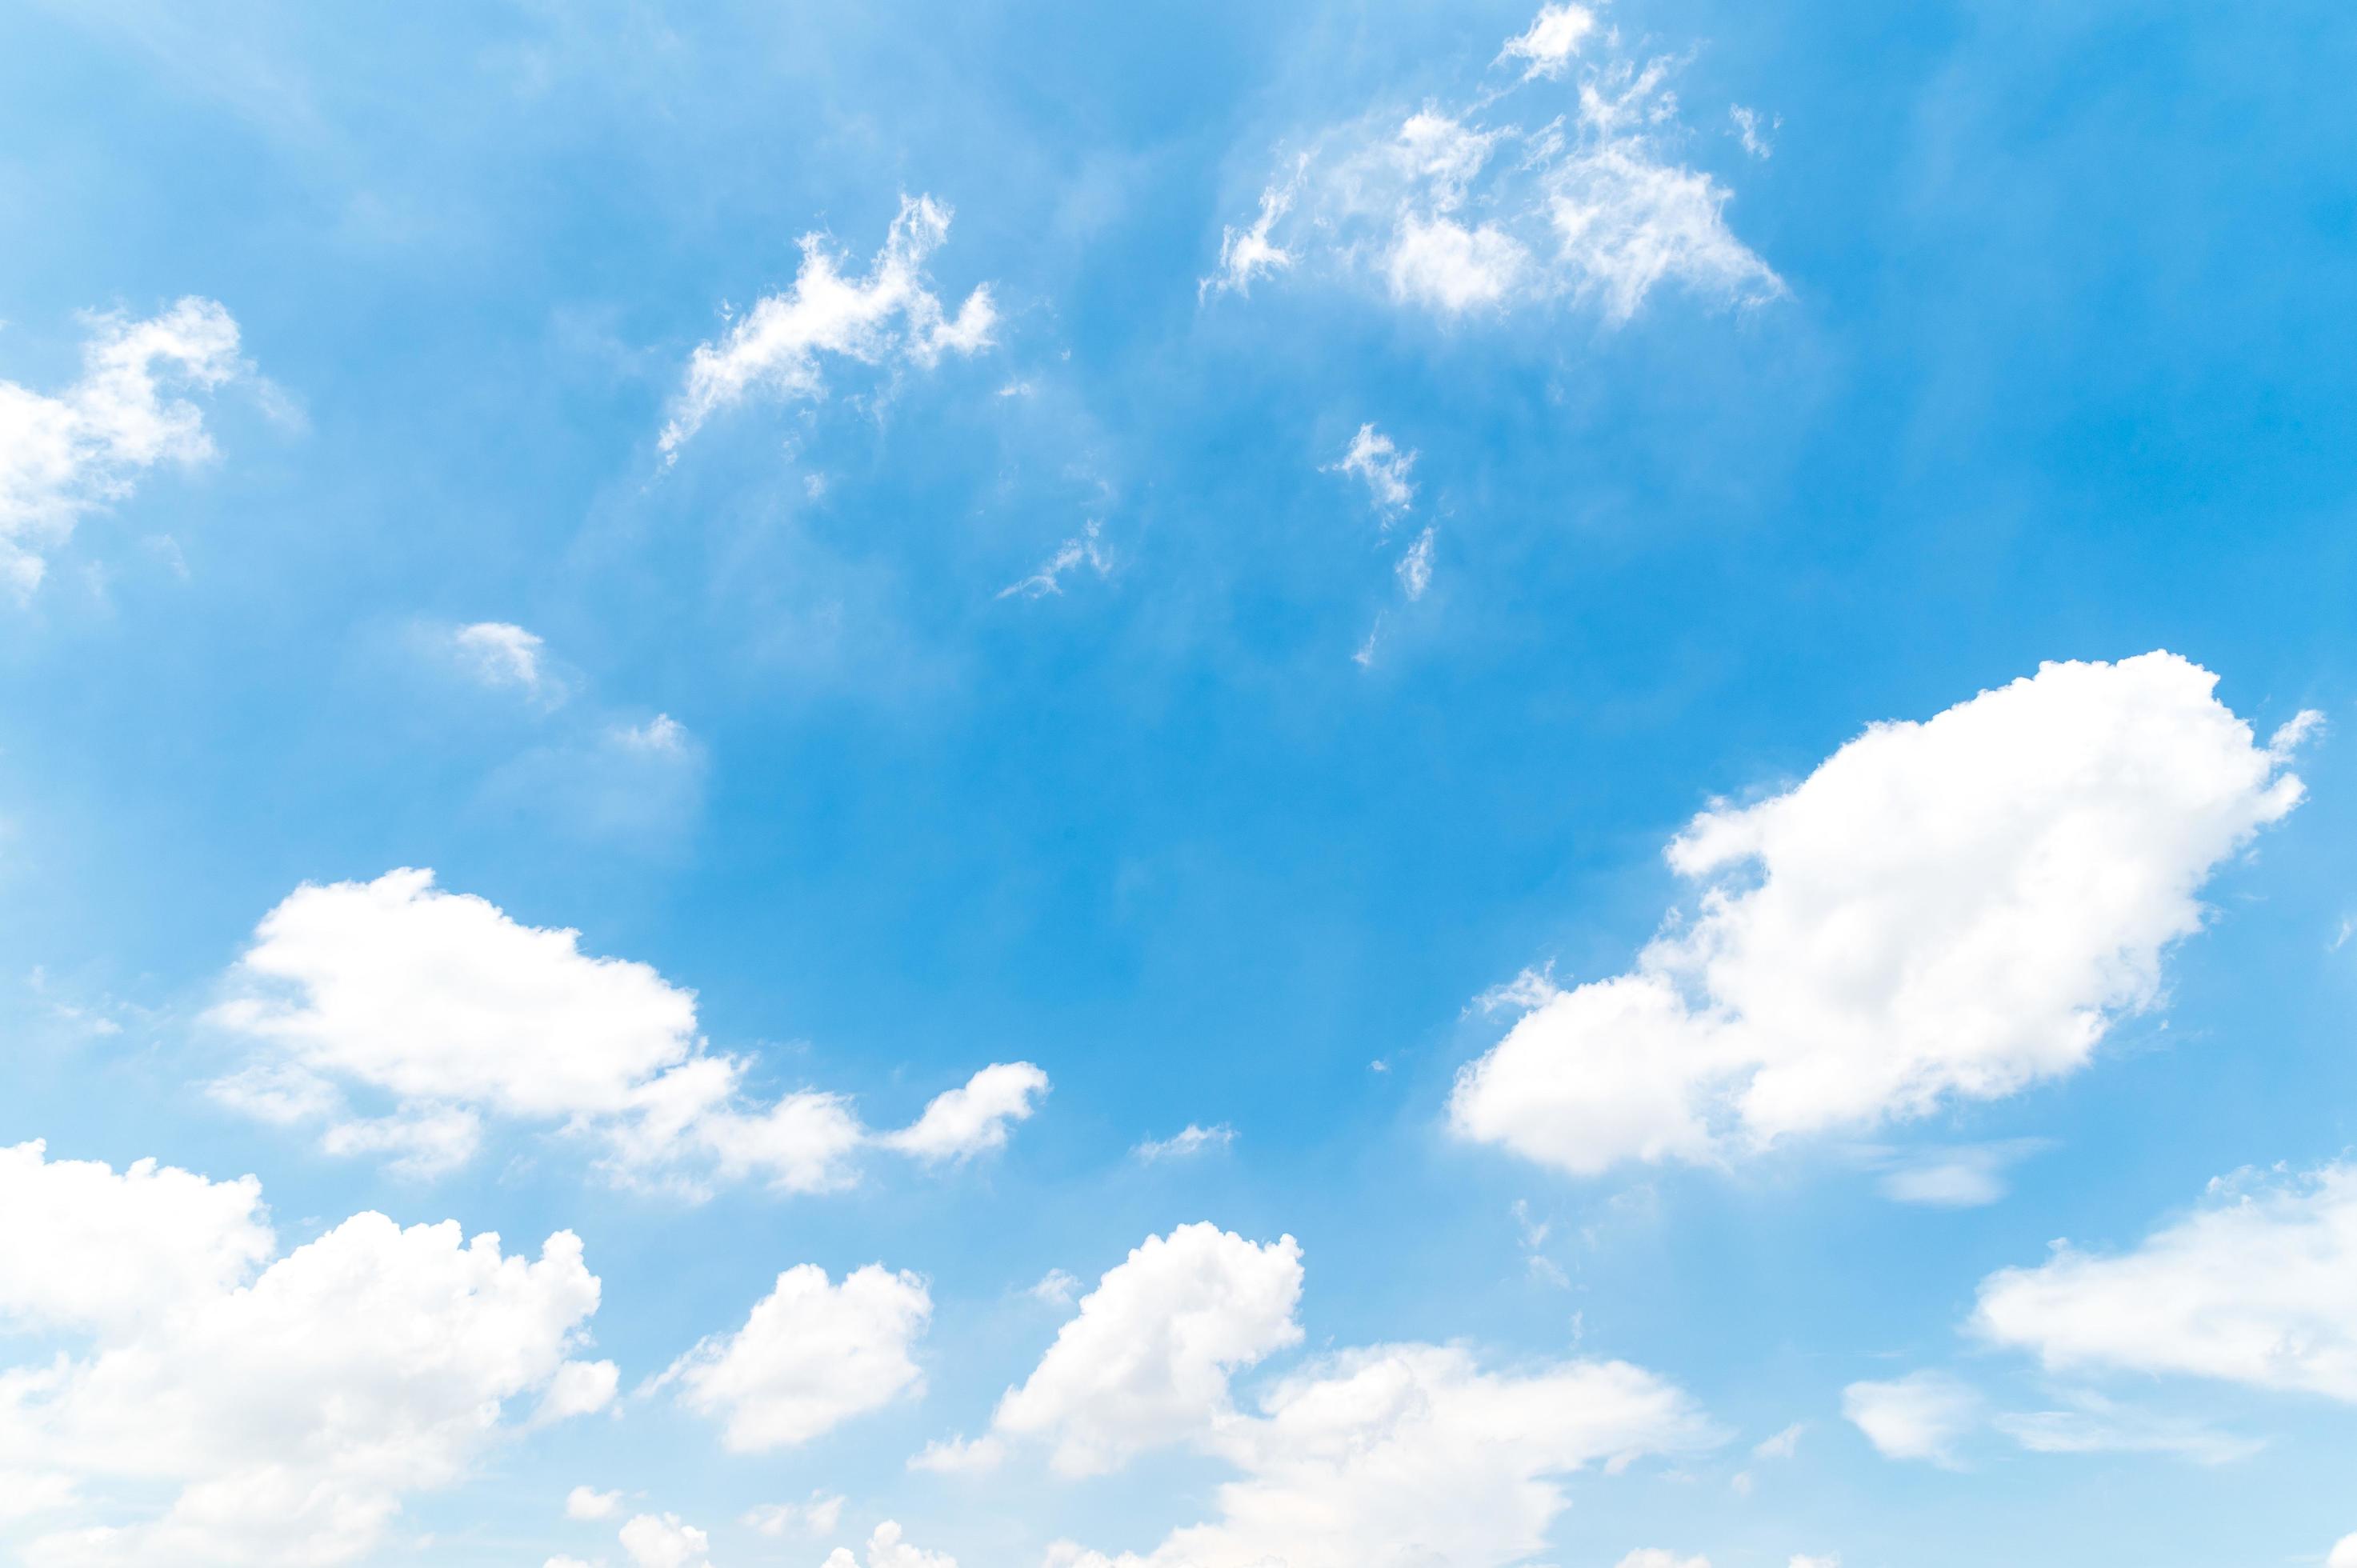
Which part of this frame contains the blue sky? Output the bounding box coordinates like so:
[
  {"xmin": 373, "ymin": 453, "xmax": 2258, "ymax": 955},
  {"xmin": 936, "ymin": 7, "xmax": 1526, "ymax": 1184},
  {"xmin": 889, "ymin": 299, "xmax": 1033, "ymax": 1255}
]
[{"xmin": 2, "ymin": 2, "xmax": 2355, "ymax": 1565}]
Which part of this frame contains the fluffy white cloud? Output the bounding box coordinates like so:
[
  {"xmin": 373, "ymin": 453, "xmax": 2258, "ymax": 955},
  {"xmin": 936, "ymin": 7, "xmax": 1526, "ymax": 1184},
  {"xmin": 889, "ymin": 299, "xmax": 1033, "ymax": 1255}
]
[
  {"xmin": 1974, "ymin": 1162, "xmax": 2357, "ymax": 1400},
  {"xmin": 205, "ymin": 869, "xmax": 1047, "ymax": 1192},
  {"xmin": 665, "ymin": 1264, "xmax": 930, "ymax": 1451},
  {"xmin": 452, "ymin": 621, "xmax": 560, "ymax": 700},
  {"xmin": 2330, "ymin": 1534, "xmax": 2357, "ymax": 1568},
  {"xmin": 824, "ymin": 1522, "xmax": 956, "ymax": 1568},
  {"xmin": 1203, "ymin": 16, "xmax": 1778, "ymax": 323},
  {"xmin": 1051, "ymin": 1344, "xmax": 1713, "ymax": 1568},
  {"xmin": 878, "ymin": 1061, "xmax": 1050, "ymax": 1160},
  {"xmin": 1499, "ymin": 2, "xmax": 1596, "ymax": 79},
  {"xmin": 1328, "ymin": 424, "xmax": 1415, "ymax": 514},
  {"xmin": 0, "ymin": 298, "xmax": 246, "ymax": 591},
  {"xmin": 1454, "ymin": 654, "xmax": 2312, "ymax": 1176},
  {"xmin": 566, "ymin": 1486, "xmax": 622, "ymax": 1522},
  {"xmin": 989, "ymin": 1224, "xmax": 1305, "ymax": 1476},
  {"xmin": 660, "ymin": 194, "xmax": 994, "ymax": 457},
  {"xmin": 619, "ymin": 1513, "xmax": 709, "ymax": 1568},
  {"xmin": 0, "ymin": 1141, "xmax": 610, "ymax": 1566},
  {"xmin": 1842, "ymin": 1371, "xmax": 1982, "ymax": 1466}
]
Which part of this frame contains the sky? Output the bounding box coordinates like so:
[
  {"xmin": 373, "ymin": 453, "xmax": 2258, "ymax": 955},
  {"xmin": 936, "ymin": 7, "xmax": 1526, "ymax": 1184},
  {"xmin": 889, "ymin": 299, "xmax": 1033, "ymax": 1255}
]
[{"xmin": 2, "ymin": 1, "xmax": 2355, "ymax": 1565}]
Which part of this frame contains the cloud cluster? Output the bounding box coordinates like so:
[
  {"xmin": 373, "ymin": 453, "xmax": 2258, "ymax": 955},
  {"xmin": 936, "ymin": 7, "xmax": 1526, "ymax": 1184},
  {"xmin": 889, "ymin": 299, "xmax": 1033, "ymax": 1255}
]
[
  {"xmin": 0, "ymin": 298, "xmax": 246, "ymax": 591},
  {"xmin": 927, "ymin": 1223, "xmax": 1708, "ymax": 1568},
  {"xmin": 206, "ymin": 869, "xmax": 1047, "ymax": 1192},
  {"xmin": 1203, "ymin": 10, "xmax": 1779, "ymax": 323},
  {"xmin": 0, "ymin": 1141, "xmax": 611, "ymax": 1566},
  {"xmin": 660, "ymin": 194, "xmax": 995, "ymax": 457},
  {"xmin": 663, "ymin": 1263, "xmax": 931, "ymax": 1450},
  {"xmin": 1453, "ymin": 654, "xmax": 2313, "ymax": 1176}
]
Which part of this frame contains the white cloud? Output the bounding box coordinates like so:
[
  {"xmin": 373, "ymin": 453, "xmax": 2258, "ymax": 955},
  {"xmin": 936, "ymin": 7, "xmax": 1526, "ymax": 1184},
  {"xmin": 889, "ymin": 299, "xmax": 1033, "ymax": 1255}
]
[
  {"xmin": 1206, "ymin": 18, "xmax": 1779, "ymax": 325},
  {"xmin": 451, "ymin": 622, "xmax": 558, "ymax": 701},
  {"xmin": 660, "ymin": 194, "xmax": 994, "ymax": 458},
  {"xmin": 0, "ymin": 1141, "xmax": 610, "ymax": 1566},
  {"xmin": 1395, "ymin": 526, "xmax": 1435, "ymax": 601},
  {"xmin": 1050, "ymin": 1344, "xmax": 1713, "ymax": 1568},
  {"xmin": 567, "ymin": 1486, "xmax": 622, "ymax": 1522},
  {"xmin": 877, "ymin": 1062, "xmax": 1050, "ymax": 1162},
  {"xmin": 998, "ymin": 518, "xmax": 1110, "ymax": 600},
  {"xmin": 1453, "ymin": 654, "xmax": 2313, "ymax": 1176},
  {"xmin": 1329, "ymin": 424, "xmax": 1416, "ymax": 514},
  {"xmin": 1499, "ymin": 3, "xmax": 1598, "ymax": 79},
  {"xmin": 1990, "ymin": 1394, "xmax": 2259, "ymax": 1465},
  {"xmin": 742, "ymin": 1492, "xmax": 843, "ymax": 1538},
  {"xmin": 1751, "ymin": 1422, "xmax": 1804, "ymax": 1460},
  {"xmin": 824, "ymin": 1522, "xmax": 957, "ymax": 1568},
  {"xmin": 1030, "ymin": 1268, "xmax": 1082, "ymax": 1307},
  {"xmin": 1973, "ymin": 1161, "xmax": 2357, "ymax": 1401},
  {"xmin": 1842, "ymin": 1371, "xmax": 1982, "ymax": 1466},
  {"xmin": 665, "ymin": 1263, "xmax": 929, "ymax": 1451},
  {"xmin": 1788, "ymin": 1558, "xmax": 1839, "ymax": 1568},
  {"xmin": 1872, "ymin": 1140, "xmax": 2047, "ymax": 1209},
  {"xmin": 1730, "ymin": 105, "xmax": 1779, "ymax": 159},
  {"xmin": 1615, "ymin": 1553, "xmax": 1708, "ymax": 1568},
  {"xmin": 0, "ymin": 298, "xmax": 246, "ymax": 591},
  {"xmin": 205, "ymin": 869, "xmax": 1047, "ymax": 1193},
  {"xmin": 989, "ymin": 1224, "xmax": 1304, "ymax": 1476},
  {"xmin": 1132, "ymin": 1123, "xmax": 1237, "ymax": 1162},
  {"xmin": 2331, "ymin": 1534, "xmax": 2357, "ymax": 1568},
  {"xmin": 618, "ymin": 1513, "xmax": 709, "ymax": 1568}
]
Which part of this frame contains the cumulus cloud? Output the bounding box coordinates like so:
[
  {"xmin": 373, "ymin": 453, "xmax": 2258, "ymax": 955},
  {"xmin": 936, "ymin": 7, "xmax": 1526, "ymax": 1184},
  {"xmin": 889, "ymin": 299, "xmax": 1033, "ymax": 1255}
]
[
  {"xmin": 2331, "ymin": 1534, "xmax": 2357, "ymax": 1568},
  {"xmin": 988, "ymin": 1224, "xmax": 1305, "ymax": 1476},
  {"xmin": 1203, "ymin": 13, "xmax": 1778, "ymax": 324},
  {"xmin": 825, "ymin": 1522, "xmax": 957, "ymax": 1568},
  {"xmin": 1328, "ymin": 424, "xmax": 1416, "ymax": 515},
  {"xmin": 663, "ymin": 1263, "xmax": 928, "ymax": 1451},
  {"xmin": 1974, "ymin": 1161, "xmax": 2357, "ymax": 1401},
  {"xmin": 1049, "ymin": 1342, "xmax": 1712, "ymax": 1568},
  {"xmin": 0, "ymin": 1141, "xmax": 610, "ymax": 1566},
  {"xmin": 1842, "ymin": 1371, "xmax": 1982, "ymax": 1466},
  {"xmin": 204, "ymin": 869, "xmax": 1048, "ymax": 1193},
  {"xmin": 618, "ymin": 1513, "xmax": 709, "ymax": 1568},
  {"xmin": 660, "ymin": 194, "xmax": 995, "ymax": 457},
  {"xmin": 0, "ymin": 298, "xmax": 247, "ymax": 592},
  {"xmin": 1452, "ymin": 654, "xmax": 2313, "ymax": 1177}
]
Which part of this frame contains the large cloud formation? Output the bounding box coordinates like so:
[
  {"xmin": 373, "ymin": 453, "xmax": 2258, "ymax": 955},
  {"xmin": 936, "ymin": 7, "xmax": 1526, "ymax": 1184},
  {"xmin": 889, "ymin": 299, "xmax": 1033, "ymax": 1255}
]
[
  {"xmin": 1453, "ymin": 653, "xmax": 2313, "ymax": 1176},
  {"xmin": 0, "ymin": 1141, "xmax": 612, "ymax": 1566},
  {"xmin": 206, "ymin": 868, "xmax": 1047, "ymax": 1192}
]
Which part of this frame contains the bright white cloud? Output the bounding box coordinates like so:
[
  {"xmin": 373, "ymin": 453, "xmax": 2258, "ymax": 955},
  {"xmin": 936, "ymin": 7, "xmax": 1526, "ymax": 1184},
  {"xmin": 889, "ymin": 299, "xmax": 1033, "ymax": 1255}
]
[
  {"xmin": 566, "ymin": 1486, "xmax": 622, "ymax": 1522},
  {"xmin": 998, "ymin": 518, "xmax": 1110, "ymax": 600},
  {"xmin": 0, "ymin": 1142, "xmax": 610, "ymax": 1566},
  {"xmin": 1051, "ymin": 1344, "xmax": 1713, "ymax": 1568},
  {"xmin": 451, "ymin": 622, "xmax": 557, "ymax": 699},
  {"xmin": 1615, "ymin": 1553, "xmax": 1708, "ymax": 1568},
  {"xmin": 618, "ymin": 1513, "xmax": 709, "ymax": 1568},
  {"xmin": 660, "ymin": 194, "xmax": 994, "ymax": 457},
  {"xmin": 988, "ymin": 1224, "xmax": 1303, "ymax": 1476},
  {"xmin": 1499, "ymin": 2, "xmax": 1597, "ymax": 79},
  {"xmin": 1453, "ymin": 654, "xmax": 2313, "ymax": 1176},
  {"xmin": 1974, "ymin": 1162, "xmax": 2357, "ymax": 1401},
  {"xmin": 824, "ymin": 1522, "xmax": 957, "ymax": 1568},
  {"xmin": 1329, "ymin": 424, "xmax": 1416, "ymax": 514},
  {"xmin": 1842, "ymin": 1372, "xmax": 1982, "ymax": 1466},
  {"xmin": 878, "ymin": 1062, "xmax": 1050, "ymax": 1161},
  {"xmin": 205, "ymin": 869, "xmax": 1047, "ymax": 1193},
  {"xmin": 2331, "ymin": 1534, "xmax": 2357, "ymax": 1568},
  {"xmin": 0, "ymin": 298, "xmax": 245, "ymax": 592},
  {"xmin": 1395, "ymin": 526, "xmax": 1435, "ymax": 601},
  {"xmin": 1131, "ymin": 1123, "xmax": 1237, "ymax": 1162},
  {"xmin": 1872, "ymin": 1140, "xmax": 2047, "ymax": 1209},
  {"xmin": 1206, "ymin": 16, "xmax": 1779, "ymax": 325},
  {"xmin": 665, "ymin": 1263, "xmax": 930, "ymax": 1451}
]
